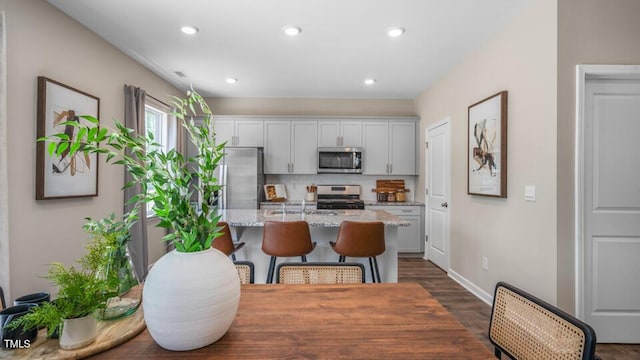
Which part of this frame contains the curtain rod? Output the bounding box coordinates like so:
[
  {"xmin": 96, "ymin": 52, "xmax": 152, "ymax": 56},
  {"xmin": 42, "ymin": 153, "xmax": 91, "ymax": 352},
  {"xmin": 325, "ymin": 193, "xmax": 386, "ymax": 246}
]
[
  {"xmin": 147, "ymin": 94, "xmax": 170, "ymax": 108},
  {"xmin": 124, "ymin": 84, "xmax": 170, "ymax": 108}
]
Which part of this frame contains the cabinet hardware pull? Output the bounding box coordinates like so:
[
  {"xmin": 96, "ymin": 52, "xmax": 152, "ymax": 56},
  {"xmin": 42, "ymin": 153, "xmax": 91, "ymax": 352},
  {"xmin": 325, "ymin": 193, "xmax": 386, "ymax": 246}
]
[{"xmin": 441, "ymin": 202, "xmax": 448, "ymax": 208}]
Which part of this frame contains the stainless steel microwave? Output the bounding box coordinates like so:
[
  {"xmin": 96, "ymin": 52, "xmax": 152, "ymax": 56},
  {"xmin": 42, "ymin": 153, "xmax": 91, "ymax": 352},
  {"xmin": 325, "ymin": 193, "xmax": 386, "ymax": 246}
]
[{"xmin": 317, "ymin": 147, "xmax": 363, "ymax": 174}]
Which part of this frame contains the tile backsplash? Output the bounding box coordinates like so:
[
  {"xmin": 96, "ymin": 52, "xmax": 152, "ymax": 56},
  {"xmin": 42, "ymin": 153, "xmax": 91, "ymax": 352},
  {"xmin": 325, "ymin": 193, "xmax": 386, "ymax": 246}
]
[{"xmin": 266, "ymin": 174, "xmax": 417, "ymax": 202}]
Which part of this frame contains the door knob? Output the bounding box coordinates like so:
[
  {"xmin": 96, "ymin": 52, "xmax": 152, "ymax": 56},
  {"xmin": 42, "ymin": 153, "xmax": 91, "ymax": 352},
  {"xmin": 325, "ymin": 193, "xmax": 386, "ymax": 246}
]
[{"xmin": 441, "ymin": 202, "xmax": 448, "ymax": 208}]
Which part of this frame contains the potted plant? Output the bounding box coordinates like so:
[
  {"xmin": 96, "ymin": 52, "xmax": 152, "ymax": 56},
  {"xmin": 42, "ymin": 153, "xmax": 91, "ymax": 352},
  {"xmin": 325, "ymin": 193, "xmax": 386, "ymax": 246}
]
[
  {"xmin": 40, "ymin": 90, "xmax": 240, "ymax": 351},
  {"xmin": 5, "ymin": 259, "xmax": 113, "ymax": 349}
]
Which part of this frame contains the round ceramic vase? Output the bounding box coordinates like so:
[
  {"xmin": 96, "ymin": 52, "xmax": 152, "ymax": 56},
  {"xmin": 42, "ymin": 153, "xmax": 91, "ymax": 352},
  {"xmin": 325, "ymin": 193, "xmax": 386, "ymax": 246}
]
[{"xmin": 142, "ymin": 247, "xmax": 240, "ymax": 351}]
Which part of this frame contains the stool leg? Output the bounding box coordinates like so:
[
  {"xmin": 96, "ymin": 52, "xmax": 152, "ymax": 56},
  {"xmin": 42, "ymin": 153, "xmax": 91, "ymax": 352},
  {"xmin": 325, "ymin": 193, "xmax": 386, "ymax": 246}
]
[
  {"xmin": 339, "ymin": 255, "xmax": 345, "ymax": 263},
  {"xmin": 267, "ymin": 256, "xmax": 277, "ymax": 283},
  {"xmin": 231, "ymin": 253, "xmax": 237, "ymax": 261},
  {"xmin": 373, "ymin": 256, "xmax": 381, "ymax": 283},
  {"xmin": 368, "ymin": 257, "xmax": 376, "ymax": 283},
  {"xmin": 301, "ymin": 255, "xmax": 307, "ymax": 262}
]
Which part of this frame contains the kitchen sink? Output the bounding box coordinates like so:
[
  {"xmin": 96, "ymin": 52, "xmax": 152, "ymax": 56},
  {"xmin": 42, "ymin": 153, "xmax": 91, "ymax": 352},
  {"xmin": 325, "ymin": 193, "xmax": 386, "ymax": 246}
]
[
  {"xmin": 305, "ymin": 210, "xmax": 338, "ymax": 216},
  {"xmin": 264, "ymin": 210, "xmax": 301, "ymax": 215},
  {"xmin": 264, "ymin": 209, "xmax": 339, "ymax": 216}
]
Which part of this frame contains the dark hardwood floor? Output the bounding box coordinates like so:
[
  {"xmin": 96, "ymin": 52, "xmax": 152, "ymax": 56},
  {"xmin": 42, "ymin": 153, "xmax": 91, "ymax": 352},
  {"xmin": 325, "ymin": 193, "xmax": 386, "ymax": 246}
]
[{"xmin": 398, "ymin": 258, "xmax": 640, "ymax": 360}]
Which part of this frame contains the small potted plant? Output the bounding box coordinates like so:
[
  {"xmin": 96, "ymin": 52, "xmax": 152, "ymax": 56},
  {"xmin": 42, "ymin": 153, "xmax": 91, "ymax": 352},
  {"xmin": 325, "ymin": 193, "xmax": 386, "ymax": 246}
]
[{"xmin": 6, "ymin": 260, "xmax": 113, "ymax": 349}]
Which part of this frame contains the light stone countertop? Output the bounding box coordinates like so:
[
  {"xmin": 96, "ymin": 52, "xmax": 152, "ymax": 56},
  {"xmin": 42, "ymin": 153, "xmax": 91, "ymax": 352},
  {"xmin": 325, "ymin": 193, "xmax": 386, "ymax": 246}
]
[
  {"xmin": 219, "ymin": 209, "xmax": 410, "ymax": 227},
  {"xmin": 364, "ymin": 201, "xmax": 425, "ymax": 207},
  {"xmin": 260, "ymin": 200, "xmax": 424, "ymax": 207}
]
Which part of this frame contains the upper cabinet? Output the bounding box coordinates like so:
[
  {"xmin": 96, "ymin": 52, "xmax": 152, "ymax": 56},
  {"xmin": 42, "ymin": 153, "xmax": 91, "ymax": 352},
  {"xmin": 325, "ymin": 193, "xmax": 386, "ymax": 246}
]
[
  {"xmin": 211, "ymin": 116, "xmax": 416, "ymax": 176},
  {"xmin": 214, "ymin": 117, "xmax": 263, "ymax": 147},
  {"xmin": 317, "ymin": 120, "xmax": 362, "ymax": 147},
  {"xmin": 264, "ymin": 120, "xmax": 317, "ymax": 174},
  {"xmin": 363, "ymin": 120, "xmax": 416, "ymax": 175}
]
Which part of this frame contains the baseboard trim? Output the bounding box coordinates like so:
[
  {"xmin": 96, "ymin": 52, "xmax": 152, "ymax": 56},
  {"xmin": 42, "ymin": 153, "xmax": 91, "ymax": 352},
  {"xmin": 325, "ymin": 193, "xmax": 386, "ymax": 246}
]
[{"xmin": 447, "ymin": 269, "xmax": 493, "ymax": 306}]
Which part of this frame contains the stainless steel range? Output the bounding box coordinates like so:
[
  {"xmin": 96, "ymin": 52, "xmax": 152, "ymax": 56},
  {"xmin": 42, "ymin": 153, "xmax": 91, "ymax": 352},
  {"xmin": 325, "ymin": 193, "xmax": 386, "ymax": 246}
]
[{"xmin": 316, "ymin": 185, "xmax": 365, "ymax": 210}]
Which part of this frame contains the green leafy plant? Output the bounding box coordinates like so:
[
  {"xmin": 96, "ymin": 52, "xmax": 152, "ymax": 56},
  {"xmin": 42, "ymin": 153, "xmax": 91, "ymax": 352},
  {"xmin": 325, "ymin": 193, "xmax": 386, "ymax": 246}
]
[
  {"xmin": 83, "ymin": 213, "xmax": 139, "ymax": 295},
  {"xmin": 6, "ymin": 262, "xmax": 113, "ymax": 338},
  {"xmin": 40, "ymin": 90, "xmax": 226, "ymax": 252}
]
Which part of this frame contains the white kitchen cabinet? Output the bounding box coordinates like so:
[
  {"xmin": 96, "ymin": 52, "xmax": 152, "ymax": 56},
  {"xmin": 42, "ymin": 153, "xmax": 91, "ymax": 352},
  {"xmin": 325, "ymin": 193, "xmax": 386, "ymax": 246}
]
[
  {"xmin": 214, "ymin": 117, "xmax": 263, "ymax": 147},
  {"xmin": 317, "ymin": 120, "xmax": 362, "ymax": 147},
  {"xmin": 264, "ymin": 120, "xmax": 291, "ymax": 173},
  {"xmin": 362, "ymin": 122, "xmax": 388, "ymax": 174},
  {"xmin": 389, "ymin": 122, "xmax": 416, "ymax": 174},
  {"xmin": 291, "ymin": 121, "xmax": 317, "ymax": 174},
  {"xmin": 368, "ymin": 205, "xmax": 423, "ymax": 253},
  {"xmin": 362, "ymin": 121, "xmax": 416, "ymax": 175},
  {"xmin": 264, "ymin": 120, "xmax": 317, "ymax": 174},
  {"xmin": 214, "ymin": 119, "xmax": 235, "ymax": 146}
]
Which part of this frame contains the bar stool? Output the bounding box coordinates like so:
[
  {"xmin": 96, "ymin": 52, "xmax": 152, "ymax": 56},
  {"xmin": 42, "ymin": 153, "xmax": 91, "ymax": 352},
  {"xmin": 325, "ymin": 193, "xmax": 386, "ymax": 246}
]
[
  {"xmin": 330, "ymin": 221, "xmax": 385, "ymax": 283},
  {"xmin": 262, "ymin": 221, "xmax": 316, "ymax": 283},
  {"xmin": 211, "ymin": 221, "xmax": 245, "ymax": 261}
]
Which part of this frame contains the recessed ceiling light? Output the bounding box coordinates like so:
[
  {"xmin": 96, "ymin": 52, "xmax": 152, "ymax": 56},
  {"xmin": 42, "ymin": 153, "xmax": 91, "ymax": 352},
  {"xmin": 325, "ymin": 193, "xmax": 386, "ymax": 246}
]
[
  {"xmin": 283, "ymin": 26, "xmax": 302, "ymax": 36},
  {"xmin": 386, "ymin": 27, "xmax": 405, "ymax": 37},
  {"xmin": 364, "ymin": 78, "xmax": 376, "ymax": 85},
  {"xmin": 181, "ymin": 26, "xmax": 199, "ymax": 35},
  {"xmin": 225, "ymin": 78, "xmax": 238, "ymax": 84}
]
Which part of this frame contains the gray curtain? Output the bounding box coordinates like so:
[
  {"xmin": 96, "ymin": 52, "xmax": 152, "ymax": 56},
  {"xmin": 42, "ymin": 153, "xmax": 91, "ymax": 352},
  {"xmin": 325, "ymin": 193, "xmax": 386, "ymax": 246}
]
[
  {"xmin": 0, "ymin": 12, "xmax": 10, "ymax": 301},
  {"xmin": 124, "ymin": 85, "xmax": 148, "ymax": 280}
]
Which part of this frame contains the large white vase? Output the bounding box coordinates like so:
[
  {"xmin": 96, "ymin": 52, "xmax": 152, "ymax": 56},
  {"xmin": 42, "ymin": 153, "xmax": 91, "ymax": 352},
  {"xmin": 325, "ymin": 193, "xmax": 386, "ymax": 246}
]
[{"xmin": 142, "ymin": 247, "xmax": 240, "ymax": 351}]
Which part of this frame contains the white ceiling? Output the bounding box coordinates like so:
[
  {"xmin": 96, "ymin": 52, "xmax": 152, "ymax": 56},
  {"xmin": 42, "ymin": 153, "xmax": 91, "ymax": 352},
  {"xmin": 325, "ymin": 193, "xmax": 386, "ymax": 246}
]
[{"xmin": 48, "ymin": 0, "xmax": 529, "ymax": 99}]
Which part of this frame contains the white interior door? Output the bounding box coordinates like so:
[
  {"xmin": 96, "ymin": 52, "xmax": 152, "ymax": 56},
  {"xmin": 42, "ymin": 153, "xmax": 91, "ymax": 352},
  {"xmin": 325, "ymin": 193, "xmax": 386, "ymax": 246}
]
[
  {"xmin": 425, "ymin": 120, "xmax": 450, "ymax": 270},
  {"xmin": 580, "ymin": 69, "xmax": 640, "ymax": 342}
]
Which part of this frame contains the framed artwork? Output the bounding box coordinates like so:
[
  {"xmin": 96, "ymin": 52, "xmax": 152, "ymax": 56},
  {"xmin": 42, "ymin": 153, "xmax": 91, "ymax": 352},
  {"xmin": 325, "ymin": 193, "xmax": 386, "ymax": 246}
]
[
  {"xmin": 264, "ymin": 184, "xmax": 287, "ymax": 201},
  {"xmin": 467, "ymin": 91, "xmax": 507, "ymax": 198},
  {"xmin": 36, "ymin": 77, "xmax": 100, "ymax": 200}
]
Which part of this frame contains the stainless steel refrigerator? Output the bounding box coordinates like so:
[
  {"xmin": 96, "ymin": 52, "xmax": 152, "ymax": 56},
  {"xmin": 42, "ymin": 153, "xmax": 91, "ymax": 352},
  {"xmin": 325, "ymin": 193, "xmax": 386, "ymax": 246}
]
[{"xmin": 216, "ymin": 147, "xmax": 266, "ymax": 209}]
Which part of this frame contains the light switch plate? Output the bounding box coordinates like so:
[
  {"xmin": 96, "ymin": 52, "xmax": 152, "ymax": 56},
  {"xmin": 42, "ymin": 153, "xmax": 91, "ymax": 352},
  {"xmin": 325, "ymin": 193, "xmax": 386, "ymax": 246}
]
[{"xmin": 524, "ymin": 185, "xmax": 536, "ymax": 202}]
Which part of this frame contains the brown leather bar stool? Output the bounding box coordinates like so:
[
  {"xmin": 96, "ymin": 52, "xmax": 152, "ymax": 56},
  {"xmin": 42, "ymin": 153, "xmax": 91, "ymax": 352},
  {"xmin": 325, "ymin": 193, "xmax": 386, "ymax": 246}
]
[
  {"xmin": 330, "ymin": 221, "xmax": 385, "ymax": 283},
  {"xmin": 262, "ymin": 221, "xmax": 316, "ymax": 283},
  {"xmin": 211, "ymin": 221, "xmax": 245, "ymax": 261}
]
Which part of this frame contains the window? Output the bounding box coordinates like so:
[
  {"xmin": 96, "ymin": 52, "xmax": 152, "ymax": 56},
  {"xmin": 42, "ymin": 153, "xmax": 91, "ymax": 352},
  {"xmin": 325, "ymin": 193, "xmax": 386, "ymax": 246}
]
[
  {"xmin": 145, "ymin": 103, "xmax": 168, "ymax": 153},
  {"xmin": 145, "ymin": 98, "xmax": 171, "ymax": 216}
]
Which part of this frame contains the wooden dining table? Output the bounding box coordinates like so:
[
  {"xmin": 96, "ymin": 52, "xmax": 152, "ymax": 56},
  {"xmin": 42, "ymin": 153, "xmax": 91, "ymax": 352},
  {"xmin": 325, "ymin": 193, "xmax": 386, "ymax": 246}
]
[{"xmin": 91, "ymin": 282, "xmax": 493, "ymax": 359}]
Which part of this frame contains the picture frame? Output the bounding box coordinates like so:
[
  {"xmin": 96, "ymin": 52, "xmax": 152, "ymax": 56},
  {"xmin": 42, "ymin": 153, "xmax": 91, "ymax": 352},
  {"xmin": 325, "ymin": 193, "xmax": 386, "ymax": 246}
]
[
  {"xmin": 467, "ymin": 91, "xmax": 507, "ymax": 198},
  {"xmin": 264, "ymin": 184, "xmax": 287, "ymax": 201},
  {"xmin": 36, "ymin": 77, "xmax": 100, "ymax": 200}
]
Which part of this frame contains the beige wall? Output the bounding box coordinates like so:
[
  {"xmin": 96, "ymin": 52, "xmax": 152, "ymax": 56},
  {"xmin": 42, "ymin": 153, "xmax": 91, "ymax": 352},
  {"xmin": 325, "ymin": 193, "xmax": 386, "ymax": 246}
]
[
  {"xmin": 556, "ymin": 0, "xmax": 640, "ymax": 312},
  {"xmin": 1, "ymin": 0, "xmax": 181, "ymax": 300},
  {"xmin": 415, "ymin": 0, "xmax": 558, "ymax": 302},
  {"xmin": 207, "ymin": 97, "xmax": 416, "ymax": 117}
]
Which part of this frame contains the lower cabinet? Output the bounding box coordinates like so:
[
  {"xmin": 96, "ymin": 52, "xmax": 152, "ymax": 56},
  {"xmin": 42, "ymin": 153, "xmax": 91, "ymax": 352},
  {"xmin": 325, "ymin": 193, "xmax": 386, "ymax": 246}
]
[{"xmin": 367, "ymin": 205, "xmax": 423, "ymax": 253}]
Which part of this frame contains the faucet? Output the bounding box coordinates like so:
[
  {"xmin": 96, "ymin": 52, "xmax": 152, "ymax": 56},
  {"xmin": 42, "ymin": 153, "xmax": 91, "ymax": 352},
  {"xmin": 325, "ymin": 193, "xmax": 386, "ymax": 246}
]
[{"xmin": 301, "ymin": 199, "xmax": 306, "ymax": 219}]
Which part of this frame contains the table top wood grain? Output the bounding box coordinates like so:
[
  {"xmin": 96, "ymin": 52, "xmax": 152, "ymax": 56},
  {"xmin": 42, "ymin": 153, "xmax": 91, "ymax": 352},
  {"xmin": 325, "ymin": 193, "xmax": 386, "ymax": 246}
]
[{"xmin": 92, "ymin": 283, "xmax": 493, "ymax": 359}]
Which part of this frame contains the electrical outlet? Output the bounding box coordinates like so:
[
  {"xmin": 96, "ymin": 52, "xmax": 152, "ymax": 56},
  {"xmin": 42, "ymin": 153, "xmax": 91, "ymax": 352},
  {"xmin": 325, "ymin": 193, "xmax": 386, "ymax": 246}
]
[{"xmin": 481, "ymin": 256, "xmax": 489, "ymax": 271}]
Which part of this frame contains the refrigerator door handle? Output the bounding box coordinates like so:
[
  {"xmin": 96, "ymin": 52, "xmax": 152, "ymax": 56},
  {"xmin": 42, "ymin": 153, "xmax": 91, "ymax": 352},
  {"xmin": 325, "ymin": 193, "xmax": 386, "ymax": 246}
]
[{"xmin": 222, "ymin": 164, "xmax": 228, "ymax": 209}]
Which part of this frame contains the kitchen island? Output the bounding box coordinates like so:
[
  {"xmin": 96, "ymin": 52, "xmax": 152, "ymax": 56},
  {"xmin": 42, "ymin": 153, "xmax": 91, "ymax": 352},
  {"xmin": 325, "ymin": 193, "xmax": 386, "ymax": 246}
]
[{"xmin": 218, "ymin": 209, "xmax": 409, "ymax": 283}]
